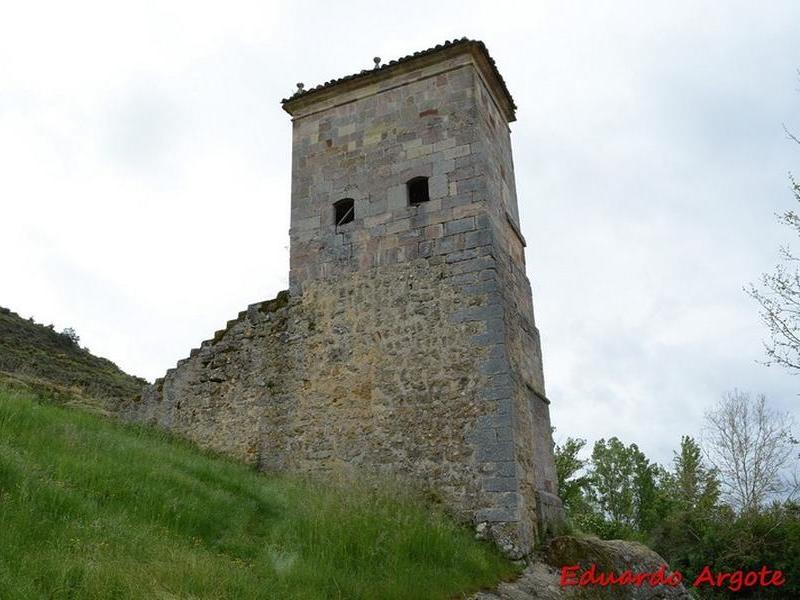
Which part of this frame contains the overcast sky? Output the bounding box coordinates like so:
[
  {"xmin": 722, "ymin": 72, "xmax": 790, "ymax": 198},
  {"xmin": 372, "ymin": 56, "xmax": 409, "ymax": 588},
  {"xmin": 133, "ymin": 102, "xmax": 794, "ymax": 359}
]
[{"xmin": 2, "ymin": 1, "xmax": 798, "ymax": 465}]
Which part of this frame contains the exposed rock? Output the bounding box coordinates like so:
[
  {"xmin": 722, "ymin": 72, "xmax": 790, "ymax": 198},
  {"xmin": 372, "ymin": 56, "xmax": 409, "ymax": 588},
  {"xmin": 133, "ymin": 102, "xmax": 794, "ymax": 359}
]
[
  {"xmin": 473, "ymin": 536, "xmax": 691, "ymax": 599},
  {"xmin": 473, "ymin": 562, "xmax": 564, "ymax": 600}
]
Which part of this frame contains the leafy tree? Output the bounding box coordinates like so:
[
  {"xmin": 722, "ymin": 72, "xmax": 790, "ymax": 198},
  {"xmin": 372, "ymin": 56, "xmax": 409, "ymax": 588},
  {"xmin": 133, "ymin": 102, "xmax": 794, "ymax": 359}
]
[
  {"xmin": 650, "ymin": 437, "xmax": 722, "ymax": 577},
  {"xmin": 588, "ymin": 437, "xmax": 635, "ymax": 528},
  {"xmin": 587, "ymin": 437, "xmax": 659, "ymax": 534},
  {"xmin": 672, "ymin": 435, "xmax": 720, "ymax": 512},
  {"xmin": 679, "ymin": 502, "xmax": 800, "ymax": 598},
  {"xmin": 566, "ymin": 429, "xmax": 800, "ymax": 598},
  {"xmin": 554, "ymin": 436, "xmax": 590, "ymax": 516},
  {"xmin": 632, "ymin": 451, "xmax": 664, "ymax": 533}
]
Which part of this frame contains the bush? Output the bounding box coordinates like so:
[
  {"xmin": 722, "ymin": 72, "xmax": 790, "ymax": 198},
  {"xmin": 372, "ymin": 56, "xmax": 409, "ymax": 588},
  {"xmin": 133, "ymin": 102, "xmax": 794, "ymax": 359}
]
[{"xmin": 60, "ymin": 327, "xmax": 80, "ymax": 346}]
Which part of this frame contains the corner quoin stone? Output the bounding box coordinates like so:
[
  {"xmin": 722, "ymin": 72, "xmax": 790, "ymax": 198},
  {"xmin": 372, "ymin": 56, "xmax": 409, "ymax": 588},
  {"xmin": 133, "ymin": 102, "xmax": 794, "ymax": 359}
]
[{"xmin": 122, "ymin": 38, "xmax": 564, "ymax": 559}]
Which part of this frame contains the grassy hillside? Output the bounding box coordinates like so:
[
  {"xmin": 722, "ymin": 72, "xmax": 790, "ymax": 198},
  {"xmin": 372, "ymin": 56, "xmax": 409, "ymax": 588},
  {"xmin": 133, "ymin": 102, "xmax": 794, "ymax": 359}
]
[
  {"xmin": 0, "ymin": 307, "xmax": 145, "ymax": 409},
  {"xmin": 0, "ymin": 384, "xmax": 516, "ymax": 599}
]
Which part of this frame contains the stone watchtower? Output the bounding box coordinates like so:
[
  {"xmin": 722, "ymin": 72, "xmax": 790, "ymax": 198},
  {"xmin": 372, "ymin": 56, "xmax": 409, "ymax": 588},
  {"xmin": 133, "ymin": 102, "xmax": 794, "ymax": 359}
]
[
  {"xmin": 128, "ymin": 39, "xmax": 561, "ymax": 558},
  {"xmin": 281, "ymin": 39, "xmax": 562, "ymax": 554}
]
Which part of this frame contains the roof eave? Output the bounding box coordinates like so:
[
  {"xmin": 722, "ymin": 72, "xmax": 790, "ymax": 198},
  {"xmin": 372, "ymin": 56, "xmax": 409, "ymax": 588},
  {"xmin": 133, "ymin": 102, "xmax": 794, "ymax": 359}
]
[{"xmin": 281, "ymin": 39, "xmax": 517, "ymax": 123}]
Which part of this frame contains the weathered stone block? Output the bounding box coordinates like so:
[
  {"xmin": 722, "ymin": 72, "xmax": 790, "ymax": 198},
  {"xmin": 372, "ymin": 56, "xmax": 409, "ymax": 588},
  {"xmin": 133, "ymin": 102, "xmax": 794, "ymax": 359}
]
[
  {"xmin": 433, "ymin": 158, "xmax": 455, "ymax": 176},
  {"xmin": 484, "ymin": 477, "xmax": 519, "ymax": 492},
  {"xmin": 406, "ymin": 144, "xmax": 433, "ymax": 159},
  {"xmin": 429, "ymin": 174, "xmax": 449, "ymax": 199},
  {"xmin": 464, "ymin": 229, "xmax": 492, "ymax": 248},
  {"xmin": 423, "ymin": 224, "xmax": 443, "ymax": 239},
  {"xmin": 445, "ymin": 216, "xmax": 475, "ymax": 235},
  {"xmin": 433, "ymin": 137, "xmax": 457, "ymax": 152},
  {"xmin": 385, "ymin": 218, "xmax": 412, "ymax": 235},
  {"xmin": 445, "ymin": 249, "xmax": 480, "ymax": 264},
  {"xmin": 443, "ymin": 144, "xmax": 471, "ymax": 160},
  {"xmin": 478, "ymin": 441, "xmax": 515, "ymax": 462},
  {"xmin": 387, "ymin": 184, "xmax": 407, "ymax": 209}
]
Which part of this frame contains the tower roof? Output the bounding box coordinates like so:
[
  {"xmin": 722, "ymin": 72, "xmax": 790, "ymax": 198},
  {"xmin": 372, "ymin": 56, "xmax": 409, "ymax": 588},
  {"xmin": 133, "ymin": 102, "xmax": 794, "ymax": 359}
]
[{"xmin": 281, "ymin": 38, "xmax": 517, "ymax": 122}]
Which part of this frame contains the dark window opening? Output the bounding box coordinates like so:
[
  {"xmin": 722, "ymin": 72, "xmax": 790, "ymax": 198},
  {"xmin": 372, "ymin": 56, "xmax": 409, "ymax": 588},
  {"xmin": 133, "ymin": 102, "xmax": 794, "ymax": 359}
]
[
  {"xmin": 334, "ymin": 198, "xmax": 355, "ymax": 227},
  {"xmin": 407, "ymin": 177, "xmax": 430, "ymax": 205}
]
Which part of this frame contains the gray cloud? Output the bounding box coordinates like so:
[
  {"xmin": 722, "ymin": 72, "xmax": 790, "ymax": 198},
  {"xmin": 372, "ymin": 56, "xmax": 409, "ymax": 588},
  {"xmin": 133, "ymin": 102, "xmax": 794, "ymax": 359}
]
[{"xmin": 1, "ymin": 0, "xmax": 797, "ymax": 466}]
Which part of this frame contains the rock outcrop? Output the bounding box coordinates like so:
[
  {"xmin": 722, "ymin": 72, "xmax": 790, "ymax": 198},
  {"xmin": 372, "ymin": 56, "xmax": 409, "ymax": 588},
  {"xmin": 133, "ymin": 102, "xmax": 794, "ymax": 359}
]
[{"xmin": 473, "ymin": 536, "xmax": 691, "ymax": 599}]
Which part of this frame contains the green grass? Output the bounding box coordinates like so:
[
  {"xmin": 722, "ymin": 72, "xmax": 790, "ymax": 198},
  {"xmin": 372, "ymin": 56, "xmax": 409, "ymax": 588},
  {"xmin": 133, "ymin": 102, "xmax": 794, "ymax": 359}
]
[{"xmin": 0, "ymin": 386, "xmax": 516, "ymax": 599}]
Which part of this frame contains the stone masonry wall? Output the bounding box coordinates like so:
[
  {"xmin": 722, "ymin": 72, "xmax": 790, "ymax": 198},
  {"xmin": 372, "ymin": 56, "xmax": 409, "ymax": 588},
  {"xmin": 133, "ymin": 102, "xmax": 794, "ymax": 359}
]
[
  {"xmin": 471, "ymin": 72, "xmax": 562, "ymax": 534},
  {"xmin": 124, "ymin": 45, "xmax": 562, "ymax": 559},
  {"xmin": 283, "ymin": 54, "xmax": 554, "ymax": 553},
  {"xmin": 124, "ymin": 256, "xmax": 524, "ymax": 547}
]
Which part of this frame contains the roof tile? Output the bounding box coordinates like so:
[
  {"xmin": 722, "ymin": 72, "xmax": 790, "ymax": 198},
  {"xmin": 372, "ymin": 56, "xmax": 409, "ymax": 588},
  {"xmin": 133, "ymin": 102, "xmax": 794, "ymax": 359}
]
[{"xmin": 280, "ymin": 37, "xmax": 517, "ymax": 115}]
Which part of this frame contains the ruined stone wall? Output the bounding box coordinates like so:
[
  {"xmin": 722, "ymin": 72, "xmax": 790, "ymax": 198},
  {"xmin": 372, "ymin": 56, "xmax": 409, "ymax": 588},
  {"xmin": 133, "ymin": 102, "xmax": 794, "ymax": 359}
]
[{"xmin": 124, "ymin": 256, "xmax": 522, "ymax": 544}]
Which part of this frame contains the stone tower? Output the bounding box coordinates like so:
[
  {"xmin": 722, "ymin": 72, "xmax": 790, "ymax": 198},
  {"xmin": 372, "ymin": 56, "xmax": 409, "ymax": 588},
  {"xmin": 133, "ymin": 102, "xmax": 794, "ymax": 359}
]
[
  {"xmin": 281, "ymin": 39, "xmax": 562, "ymax": 554},
  {"xmin": 126, "ymin": 39, "xmax": 561, "ymax": 558}
]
